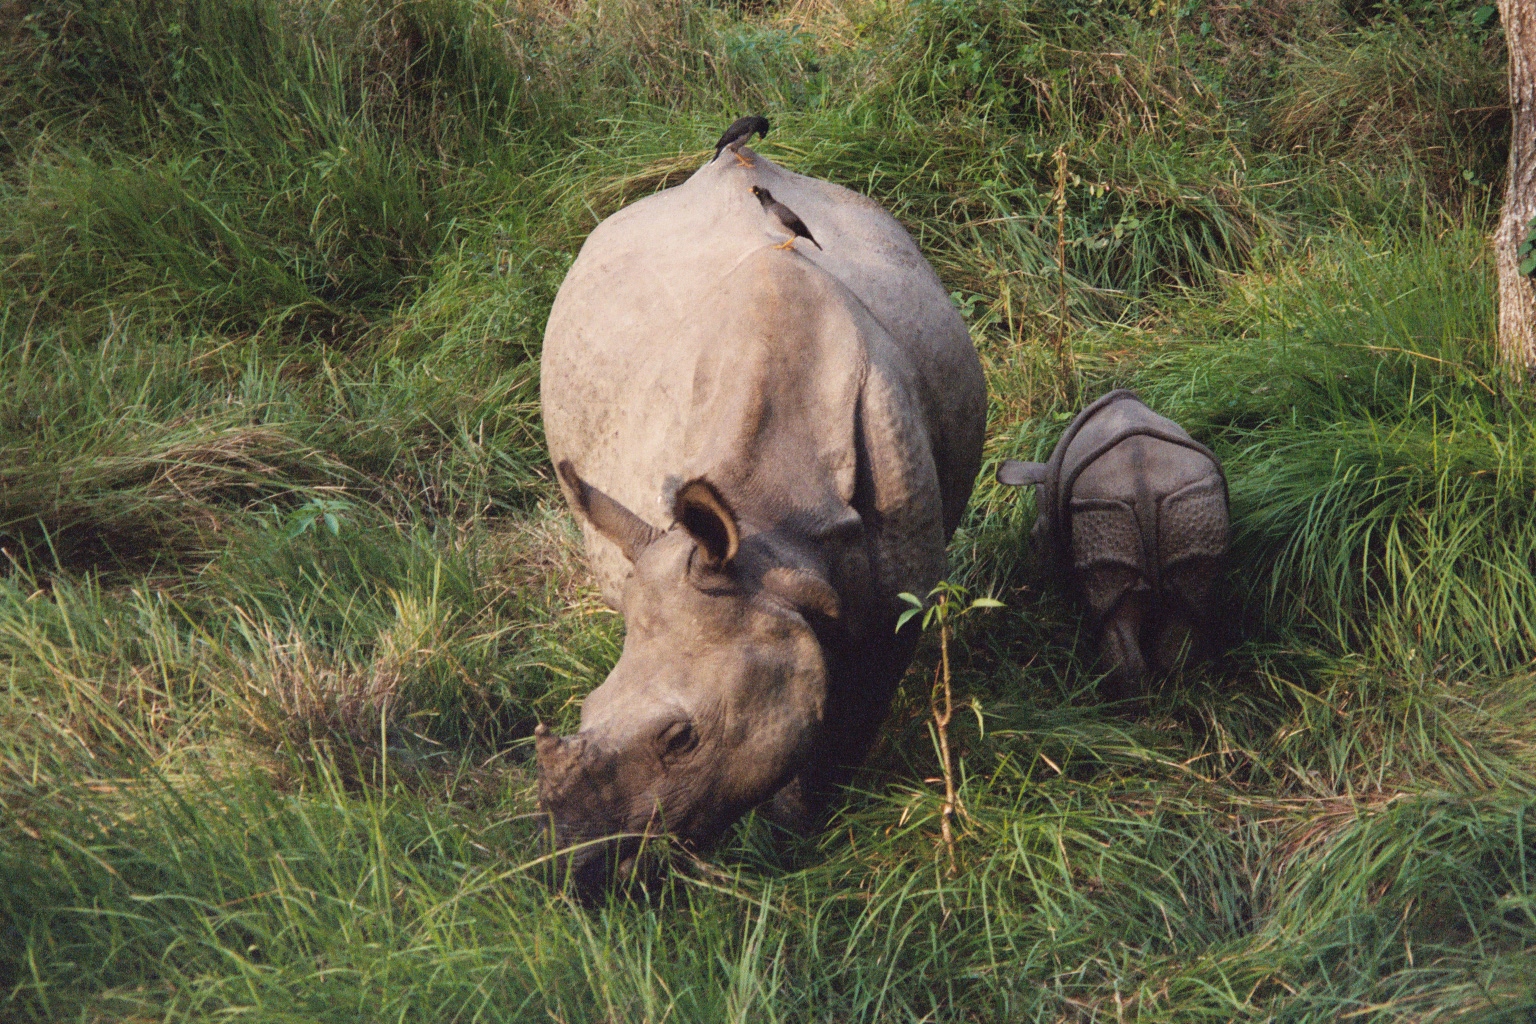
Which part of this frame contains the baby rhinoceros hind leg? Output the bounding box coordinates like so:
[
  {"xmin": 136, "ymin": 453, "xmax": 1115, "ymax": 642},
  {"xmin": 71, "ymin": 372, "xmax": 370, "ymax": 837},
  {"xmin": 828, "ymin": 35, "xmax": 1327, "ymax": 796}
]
[
  {"xmin": 1097, "ymin": 590, "xmax": 1151, "ymax": 699},
  {"xmin": 1154, "ymin": 473, "xmax": 1229, "ymax": 671}
]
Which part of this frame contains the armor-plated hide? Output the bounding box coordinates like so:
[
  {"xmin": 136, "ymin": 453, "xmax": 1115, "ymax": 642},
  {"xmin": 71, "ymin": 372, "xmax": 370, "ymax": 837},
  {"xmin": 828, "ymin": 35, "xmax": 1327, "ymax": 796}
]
[{"xmin": 540, "ymin": 147, "xmax": 986, "ymax": 891}]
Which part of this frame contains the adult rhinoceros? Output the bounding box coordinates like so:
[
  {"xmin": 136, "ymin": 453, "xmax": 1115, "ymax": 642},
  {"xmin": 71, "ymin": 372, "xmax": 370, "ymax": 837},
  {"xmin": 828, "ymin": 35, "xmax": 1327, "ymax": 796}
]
[{"xmin": 537, "ymin": 145, "xmax": 986, "ymax": 890}]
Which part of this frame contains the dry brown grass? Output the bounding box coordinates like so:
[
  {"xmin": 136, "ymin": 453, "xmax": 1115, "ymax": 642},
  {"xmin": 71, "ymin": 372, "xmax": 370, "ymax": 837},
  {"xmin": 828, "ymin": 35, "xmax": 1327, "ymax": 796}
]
[
  {"xmin": 580, "ymin": 152, "xmax": 708, "ymax": 222},
  {"xmin": 233, "ymin": 623, "xmax": 401, "ymax": 751},
  {"xmin": 481, "ymin": 496, "xmax": 594, "ymax": 612},
  {"xmin": 1262, "ymin": 21, "xmax": 1506, "ymax": 194}
]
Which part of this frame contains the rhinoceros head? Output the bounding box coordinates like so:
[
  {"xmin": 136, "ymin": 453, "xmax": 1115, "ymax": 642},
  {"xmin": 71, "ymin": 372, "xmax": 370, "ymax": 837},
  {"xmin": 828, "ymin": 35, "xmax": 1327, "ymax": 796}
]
[{"xmin": 537, "ymin": 460, "xmax": 840, "ymax": 892}]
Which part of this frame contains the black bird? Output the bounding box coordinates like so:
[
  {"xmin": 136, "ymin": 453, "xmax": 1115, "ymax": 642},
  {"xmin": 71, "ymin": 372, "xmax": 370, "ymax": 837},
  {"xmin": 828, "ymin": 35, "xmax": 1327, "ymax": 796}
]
[
  {"xmin": 751, "ymin": 186, "xmax": 821, "ymax": 252},
  {"xmin": 714, "ymin": 115, "xmax": 770, "ymax": 166}
]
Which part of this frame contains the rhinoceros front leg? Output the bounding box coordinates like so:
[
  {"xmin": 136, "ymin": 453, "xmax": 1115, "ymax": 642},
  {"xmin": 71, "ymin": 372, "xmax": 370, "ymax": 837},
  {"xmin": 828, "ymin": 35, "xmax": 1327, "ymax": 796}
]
[
  {"xmin": 762, "ymin": 776, "xmax": 817, "ymax": 833},
  {"xmin": 760, "ymin": 628, "xmax": 917, "ymax": 833}
]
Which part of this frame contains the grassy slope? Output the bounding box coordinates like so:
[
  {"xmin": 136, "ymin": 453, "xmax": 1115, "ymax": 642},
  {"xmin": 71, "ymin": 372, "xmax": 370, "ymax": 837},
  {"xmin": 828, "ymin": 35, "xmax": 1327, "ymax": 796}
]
[{"xmin": 2, "ymin": 0, "xmax": 1534, "ymax": 1020}]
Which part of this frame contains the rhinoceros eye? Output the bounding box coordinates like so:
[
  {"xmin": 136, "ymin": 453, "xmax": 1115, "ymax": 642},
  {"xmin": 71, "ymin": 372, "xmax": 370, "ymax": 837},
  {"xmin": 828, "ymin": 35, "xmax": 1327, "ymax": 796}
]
[{"xmin": 655, "ymin": 720, "xmax": 698, "ymax": 764}]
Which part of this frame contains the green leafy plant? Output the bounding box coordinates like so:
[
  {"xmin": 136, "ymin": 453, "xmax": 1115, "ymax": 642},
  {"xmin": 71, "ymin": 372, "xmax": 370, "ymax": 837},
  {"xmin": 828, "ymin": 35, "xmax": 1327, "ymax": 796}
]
[
  {"xmin": 284, "ymin": 497, "xmax": 354, "ymax": 540},
  {"xmin": 948, "ymin": 290, "xmax": 983, "ymax": 320},
  {"xmin": 1519, "ymin": 217, "xmax": 1536, "ymax": 277},
  {"xmin": 897, "ymin": 581, "xmax": 1002, "ymax": 874}
]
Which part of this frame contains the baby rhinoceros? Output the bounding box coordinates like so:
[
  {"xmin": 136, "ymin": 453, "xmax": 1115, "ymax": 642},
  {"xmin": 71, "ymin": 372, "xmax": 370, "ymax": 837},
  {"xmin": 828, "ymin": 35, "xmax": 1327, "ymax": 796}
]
[{"xmin": 998, "ymin": 389, "xmax": 1229, "ymax": 692}]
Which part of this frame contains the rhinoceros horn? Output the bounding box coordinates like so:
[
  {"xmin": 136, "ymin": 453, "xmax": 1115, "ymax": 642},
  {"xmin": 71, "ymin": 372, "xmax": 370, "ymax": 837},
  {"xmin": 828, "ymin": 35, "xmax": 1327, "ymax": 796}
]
[
  {"xmin": 534, "ymin": 721, "xmax": 561, "ymax": 760},
  {"xmin": 534, "ymin": 722, "xmax": 590, "ymax": 800}
]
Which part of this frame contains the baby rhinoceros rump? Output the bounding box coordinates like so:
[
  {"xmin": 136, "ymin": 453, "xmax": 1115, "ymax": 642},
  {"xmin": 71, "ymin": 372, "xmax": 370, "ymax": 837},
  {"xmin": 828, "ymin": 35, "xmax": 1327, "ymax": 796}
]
[
  {"xmin": 998, "ymin": 390, "xmax": 1229, "ymax": 693},
  {"xmin": 539, "ymin": 147, "xmax": 986, "ymax": 894}
]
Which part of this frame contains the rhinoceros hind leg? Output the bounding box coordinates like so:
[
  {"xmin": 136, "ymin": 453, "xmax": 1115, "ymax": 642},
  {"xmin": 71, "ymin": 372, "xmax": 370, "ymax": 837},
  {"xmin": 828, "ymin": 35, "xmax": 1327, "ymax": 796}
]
[
  {"xmin": 1097, "ymin": 593, "xmax": 1149, "ymax": 698},
  {"xmin": 1152, "ymin": 608, "xmax": 1198, "ymax": 675}
]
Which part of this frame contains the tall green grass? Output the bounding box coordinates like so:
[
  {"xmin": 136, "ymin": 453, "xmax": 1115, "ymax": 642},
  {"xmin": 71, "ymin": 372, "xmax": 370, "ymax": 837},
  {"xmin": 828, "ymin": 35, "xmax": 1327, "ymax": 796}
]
[
  {"xmin": 3, "ymin": 0, "xmax": 1534, "ymax": 1020},
  {"xmin": 1128, "ymin": 224, "xmax": 1530, "ymax": 675}
]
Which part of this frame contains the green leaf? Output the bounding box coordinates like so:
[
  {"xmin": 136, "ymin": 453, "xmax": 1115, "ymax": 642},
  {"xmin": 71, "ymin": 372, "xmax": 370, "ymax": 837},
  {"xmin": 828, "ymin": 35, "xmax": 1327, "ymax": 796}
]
[
  {"xmin": 968, "ymin": 597, "xmax": 1005, "ymax": 609},
  {"xmin": 1520, "ymin": 255, "xmax": 1536, "ymax": 277},
  {"xmin": 897, "ymin": 592, "xmax": 923, "ymax": 608},
  {"xmin": 1472, "ymin": 5, "xmax": 1497, "ymax": 29},
  {"xmin": 895, "ymin": 607, "xmax": 922, "ymax": 632},
  {"xmin": 324, "ymin": 513, "xmax": 340, "ymax": 536}
]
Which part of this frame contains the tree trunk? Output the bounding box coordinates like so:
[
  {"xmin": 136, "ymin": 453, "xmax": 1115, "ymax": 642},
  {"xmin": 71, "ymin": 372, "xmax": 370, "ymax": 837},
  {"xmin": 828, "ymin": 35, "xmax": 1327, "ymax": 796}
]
[{"xmin": 1497, "ymin": 1, "xmax": 1536, "ymax": 373}]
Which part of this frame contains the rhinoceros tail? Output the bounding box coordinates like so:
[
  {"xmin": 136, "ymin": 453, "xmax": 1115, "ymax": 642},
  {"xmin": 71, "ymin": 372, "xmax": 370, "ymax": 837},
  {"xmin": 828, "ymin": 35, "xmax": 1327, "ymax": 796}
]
[{"xmin": 997, "ymin": 459, "xmax": 1049, "ymax": 487}]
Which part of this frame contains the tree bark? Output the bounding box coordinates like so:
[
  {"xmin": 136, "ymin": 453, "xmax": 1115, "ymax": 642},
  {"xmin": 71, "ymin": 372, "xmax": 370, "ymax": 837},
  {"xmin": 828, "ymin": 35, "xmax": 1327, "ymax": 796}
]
[{"xmin": 1497, "ymin": 1, "xmax": 1536, "ymax": 373}]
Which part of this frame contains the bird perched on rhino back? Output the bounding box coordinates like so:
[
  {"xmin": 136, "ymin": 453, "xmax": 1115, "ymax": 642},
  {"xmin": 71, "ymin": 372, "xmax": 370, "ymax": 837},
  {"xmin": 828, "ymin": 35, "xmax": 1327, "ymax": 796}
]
[
  {"xmin": 714, "ymin": 115, "xmax": 770, "ymax": 166},
  {"xmin": 752, "ymin": 185, "xmax": 821, "ymax": 251},
  {"xmin": 540, "ymin": 147, "xmax": 986, "ymax": 895}
]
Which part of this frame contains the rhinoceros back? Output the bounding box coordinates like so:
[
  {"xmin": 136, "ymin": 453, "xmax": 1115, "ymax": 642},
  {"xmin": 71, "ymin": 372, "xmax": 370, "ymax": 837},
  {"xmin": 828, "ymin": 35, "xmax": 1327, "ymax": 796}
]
[
  {"xmin": 542, "ymin": 151, "xmax": 985, "ymax": 618},
  {"xmin": 1056, "ymin": 395, "xmax": 1226, "ymax": 620}
]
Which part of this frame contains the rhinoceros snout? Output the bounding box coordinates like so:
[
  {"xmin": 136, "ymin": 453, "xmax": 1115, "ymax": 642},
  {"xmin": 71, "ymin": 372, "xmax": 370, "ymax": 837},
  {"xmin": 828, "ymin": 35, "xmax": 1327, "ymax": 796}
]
[{"xmin": 534, "ymin": 723, "xmax": 673, "ymax": 896}]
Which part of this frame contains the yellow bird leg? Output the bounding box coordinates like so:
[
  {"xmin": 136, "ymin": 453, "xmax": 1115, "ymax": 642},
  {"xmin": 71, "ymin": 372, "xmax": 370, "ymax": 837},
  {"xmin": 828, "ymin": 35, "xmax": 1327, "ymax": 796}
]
[
  {"xmin": 774, "ymin": 237, "xmax": 797, "ymax": 250},
  {"xmin": 734, "ymin": 150, "xmax": 755, "ymax": 167}
]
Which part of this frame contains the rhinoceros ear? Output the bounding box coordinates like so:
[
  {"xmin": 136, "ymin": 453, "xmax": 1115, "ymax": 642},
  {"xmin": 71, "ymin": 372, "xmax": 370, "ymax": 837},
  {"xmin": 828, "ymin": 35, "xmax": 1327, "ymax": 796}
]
[
  {"xmin": 997, "ymin": 459, "xmax": 1049, "ymax": 487},
  {"xmin": 673, "ymin": 477, "xmax": 739, "ymax": 567},
  {"xmin": 556, "ymin": 460, "xmax": 662, "ymax": 563}
]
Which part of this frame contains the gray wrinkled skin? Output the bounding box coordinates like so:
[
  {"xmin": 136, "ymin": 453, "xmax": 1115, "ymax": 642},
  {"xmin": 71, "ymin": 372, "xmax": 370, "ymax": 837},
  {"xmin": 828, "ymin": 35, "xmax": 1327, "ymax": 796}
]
[
  {"xmin": 998, "ymin": 390, "xmax": 1229, "ymax": 692},
  {"xmin": 539, "ymin": 147, "xmax": 986, "ymax": 891}
]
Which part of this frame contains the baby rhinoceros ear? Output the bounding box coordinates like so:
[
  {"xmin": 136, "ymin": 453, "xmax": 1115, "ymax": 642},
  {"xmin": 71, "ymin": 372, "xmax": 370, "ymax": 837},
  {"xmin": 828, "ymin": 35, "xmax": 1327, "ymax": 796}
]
[{"xmin": 997, "ymin": 460, "xmax": 1049, "ymax": 487}]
